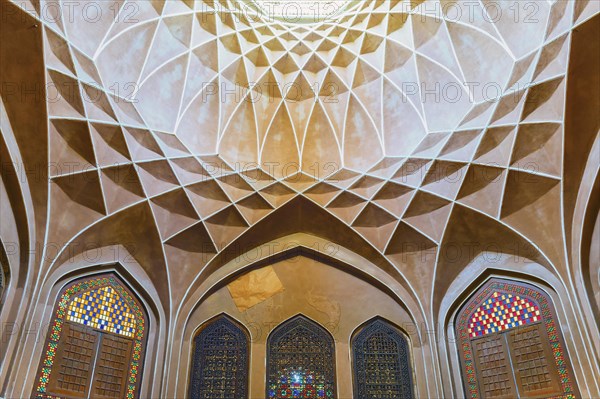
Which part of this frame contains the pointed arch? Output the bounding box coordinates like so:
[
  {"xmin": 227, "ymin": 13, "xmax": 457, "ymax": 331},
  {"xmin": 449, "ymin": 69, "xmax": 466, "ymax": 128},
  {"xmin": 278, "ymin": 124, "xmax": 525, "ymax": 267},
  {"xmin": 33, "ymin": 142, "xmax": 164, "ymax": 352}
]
[
  {"xmin": 33, "ymin": 273, "xmax": 148, "ymax": 399},
  {"xmin": 188, "ymin": 314, "xmax": 250, "ymax": 399},
  {"xmin": 266, "ymin": 315, "xmax": 336, "ymax": 398},
  {"xmin": 351, "ymin": 317, "xmax": 415, "ymax": 399},
  {"xmin": 455, "ymin": 278, "xmax": 579, "ymax": 399}
]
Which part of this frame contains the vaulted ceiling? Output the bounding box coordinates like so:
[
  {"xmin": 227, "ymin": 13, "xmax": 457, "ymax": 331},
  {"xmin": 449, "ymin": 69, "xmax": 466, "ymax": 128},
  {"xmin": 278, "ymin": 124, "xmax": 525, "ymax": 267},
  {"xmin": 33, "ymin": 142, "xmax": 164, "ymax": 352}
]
[{"xmin": 1, "ymin": 0, "xmax": 598, "ymax": 317}]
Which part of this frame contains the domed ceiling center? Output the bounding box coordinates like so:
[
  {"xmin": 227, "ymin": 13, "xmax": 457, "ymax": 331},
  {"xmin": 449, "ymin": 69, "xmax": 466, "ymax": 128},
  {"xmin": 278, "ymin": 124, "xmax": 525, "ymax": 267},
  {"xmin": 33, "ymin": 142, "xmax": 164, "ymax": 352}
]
[
  {"xmin": 40, "ymin": 0, "xmax": 563, "ymax": 180},
  {"xmin": 252, "ymin": 0, "xmax": 354, "ymax": 23}
]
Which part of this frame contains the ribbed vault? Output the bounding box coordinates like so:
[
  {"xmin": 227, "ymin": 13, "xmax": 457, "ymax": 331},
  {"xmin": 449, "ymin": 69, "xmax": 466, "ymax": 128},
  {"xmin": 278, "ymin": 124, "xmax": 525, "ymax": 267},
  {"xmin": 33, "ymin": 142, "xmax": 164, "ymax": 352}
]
[{"xmin": 3, "ymin": 0, "xmax": 599, "ymax": 320}]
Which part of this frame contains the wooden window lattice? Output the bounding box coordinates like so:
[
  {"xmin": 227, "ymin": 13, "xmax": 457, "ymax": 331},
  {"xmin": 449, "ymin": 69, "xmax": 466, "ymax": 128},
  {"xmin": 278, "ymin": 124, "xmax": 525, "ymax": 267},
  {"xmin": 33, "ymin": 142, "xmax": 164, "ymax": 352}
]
[
  {"xmin": 188, "ymin": 315, "xmax": 250, "ymax": 399},
  {"xmin": 507, "ymin": 324, "xmax": 561, "ymax": 397},
  {"xmin": 34, "ymin": 275, "xmax": 147, "ymax": 399},
  {"xmin": 352, "ymin": 318, "xmax": 415, "ymax": 399},
  {"xmin": 92, "ymin": 333, "xmax": 133, "ymax": 399},
  {"xmin": 456, "ymin": 279, "xmax": 577, "ymax": 399},
  {"xmin": 46, "ymin": 322, "xmax": 133, "ymax": 399},
  {"xmin": 47, "ymin": 322, "xmax": 98, "ymax": 398},
  {"xmin": 472, "ymin": 334, "xmax": 516, "ymax": 399},
  {"xmin": 266, "ymin": 316, "xmax": 336, "ymax": 399}
]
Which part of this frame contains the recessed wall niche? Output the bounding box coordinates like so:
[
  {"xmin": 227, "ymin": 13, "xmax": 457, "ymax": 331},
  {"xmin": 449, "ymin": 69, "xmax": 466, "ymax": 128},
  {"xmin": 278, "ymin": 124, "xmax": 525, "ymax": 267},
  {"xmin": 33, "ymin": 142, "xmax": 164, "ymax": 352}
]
[{"xmin": 180, "ymin": 255, "xmax": 421, "ymax": 399}]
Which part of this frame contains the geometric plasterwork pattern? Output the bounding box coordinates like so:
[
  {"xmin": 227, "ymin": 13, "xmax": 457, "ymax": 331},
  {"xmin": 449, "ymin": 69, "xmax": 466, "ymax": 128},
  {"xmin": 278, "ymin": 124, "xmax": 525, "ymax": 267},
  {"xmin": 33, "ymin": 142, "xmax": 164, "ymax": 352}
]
[{"xmin": 9, "ymin": 0, "xmax": 599, "ymax": 317}]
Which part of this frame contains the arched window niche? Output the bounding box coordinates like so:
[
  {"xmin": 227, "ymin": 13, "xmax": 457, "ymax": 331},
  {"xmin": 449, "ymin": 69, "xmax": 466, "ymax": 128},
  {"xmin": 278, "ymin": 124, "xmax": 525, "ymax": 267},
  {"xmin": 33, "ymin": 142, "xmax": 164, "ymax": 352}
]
[
  {"xmin": 456, "ymin": 278, "xmax": 579, "ymax": 399},
  {"xmin": 188, "ymin": 314, "xmax": 250, "ymax": 399},
  {"xmin": 34, "ymin": 273, "xmax": 148, "ymax": 399},
  {"xmin": 351, "ymin": 317, "xmax": 415, "ymax": 399},
  {"xmin": 266, "ymin": 315, "xmax": 336, "ymax": 399}
]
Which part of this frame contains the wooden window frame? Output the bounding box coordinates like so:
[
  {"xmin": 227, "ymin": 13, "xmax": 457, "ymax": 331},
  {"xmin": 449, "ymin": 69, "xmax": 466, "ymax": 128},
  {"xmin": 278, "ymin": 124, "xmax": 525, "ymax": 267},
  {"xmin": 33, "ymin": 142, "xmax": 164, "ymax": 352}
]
[
  {"xmin": 46, "ymin": 322, "xmax": 100, "ymax": 398},
  {"xmin": 187, "ymin": 314, "xmax": 250, "ymax": 399},
  {"xmin": 351, "ymin": 318, "xmax": 415, "ymax": 399},
  {"xmin": 33, "ymin": 274, "xmax": 148, "ymax": 399},
  {"xmin": 265, "ymin": 315, "xmax": 337, "ymax": 399},
  {"xmin": 455, "ymin": 278, "xmax": 579, "ymax": 399}
]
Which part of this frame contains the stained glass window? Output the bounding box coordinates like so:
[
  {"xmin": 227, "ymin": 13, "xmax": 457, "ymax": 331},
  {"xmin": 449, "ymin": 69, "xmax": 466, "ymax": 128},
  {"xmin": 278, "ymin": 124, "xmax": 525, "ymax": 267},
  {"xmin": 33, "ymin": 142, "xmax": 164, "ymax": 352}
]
[
  {"xmin": 34, "ymin": 274, "xmax": 147, "ymax": 399},
  {"xmin": 266, "ymin": 315, "xmax": 336, "ymax": 399},
  {"xmin": 0, "ymin": 259, "xmax": 3, "ymax": 301},
  {"xmin": 0, "ymin": 242, "xmax": 8, "ymax": 304},
  {"xmin": 468, "ymin": 291, "xmax": 540, "ymax": 338},
  {"xmin": 352, "ymin": 318, "xmax": 414, "ymax": 399},
  {"xmin": 188, "ymin": 315, "xmax": 249, "ymax": 399},
  {"xmin": 67, "ymin": 285, "xmax": 137, "ymax": 338},
  {"xmin": 456, "ymin": 278, "xmax": 579, "ymax": 399}
]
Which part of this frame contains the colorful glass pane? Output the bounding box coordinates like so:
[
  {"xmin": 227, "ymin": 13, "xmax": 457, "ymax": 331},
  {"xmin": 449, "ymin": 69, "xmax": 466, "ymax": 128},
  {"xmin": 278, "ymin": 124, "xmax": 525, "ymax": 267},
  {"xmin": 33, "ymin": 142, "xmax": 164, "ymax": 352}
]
[
  {"xmin": 468, "ymin": 291, "xmax": 540, "ymax": 338},
  {"xmin": 268, "ymin": 367, "xmax": 330, "ymax": 398},
  {"xmin": 67, "ymin": 286, "xmax": 137, "ymax": 338},
  {"xmin": 266, "ymin": 316, "xmax": 336, "ymax": 399},
  {"xmin": 0, "ymin": 243, "xmax": 7, "ymax": 302},
  {"xmin": 0, "ymin": 267, "xmax": 3, "ymax": 301}
]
